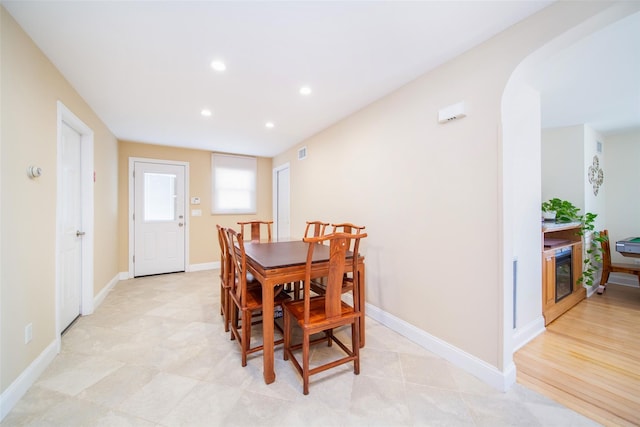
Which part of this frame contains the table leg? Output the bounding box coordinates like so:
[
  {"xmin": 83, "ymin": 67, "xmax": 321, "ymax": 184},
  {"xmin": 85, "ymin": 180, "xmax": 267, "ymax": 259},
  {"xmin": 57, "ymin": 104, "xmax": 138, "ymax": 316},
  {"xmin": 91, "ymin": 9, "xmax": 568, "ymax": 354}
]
[{"xmin": 262, "ymin": 282, "xmax": 276, "ymax": 384}]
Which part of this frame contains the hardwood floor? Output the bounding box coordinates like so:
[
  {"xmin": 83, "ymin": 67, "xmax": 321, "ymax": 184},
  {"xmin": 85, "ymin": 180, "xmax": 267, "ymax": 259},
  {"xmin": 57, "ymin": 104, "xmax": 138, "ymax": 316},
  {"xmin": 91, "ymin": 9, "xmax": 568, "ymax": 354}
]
[{"xmin": 515, "ymin": 283, "xmax": 640, "ymax": 427}]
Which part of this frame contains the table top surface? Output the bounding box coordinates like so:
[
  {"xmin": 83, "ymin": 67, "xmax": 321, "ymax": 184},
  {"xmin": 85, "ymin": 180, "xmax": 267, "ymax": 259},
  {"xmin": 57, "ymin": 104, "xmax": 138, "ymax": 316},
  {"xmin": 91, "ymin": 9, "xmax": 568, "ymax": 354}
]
[
  {"xmin": 243, "ymin": 240, "xmax": 354, "ymax": 269},
  {"xmin": 619, "ymin": 237, "xmax": 640, "ymax": 244}
]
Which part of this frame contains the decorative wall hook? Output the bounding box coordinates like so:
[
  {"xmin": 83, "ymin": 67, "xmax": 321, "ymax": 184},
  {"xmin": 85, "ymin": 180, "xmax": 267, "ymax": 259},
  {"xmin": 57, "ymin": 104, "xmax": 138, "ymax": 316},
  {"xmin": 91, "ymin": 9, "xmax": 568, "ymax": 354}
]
[
  {"xmin": 588, "ymin": 155, "xmax": 603, "ymax": 196},
  {"xmin": 27, "ymin": 166, "xmax": 43, "ymax": 179}
]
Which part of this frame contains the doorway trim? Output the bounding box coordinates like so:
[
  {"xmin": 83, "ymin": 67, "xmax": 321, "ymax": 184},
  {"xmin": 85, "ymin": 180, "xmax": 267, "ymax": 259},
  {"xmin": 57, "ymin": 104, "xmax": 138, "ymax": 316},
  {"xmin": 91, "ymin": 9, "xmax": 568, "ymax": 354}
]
[
  {"xmin": 128, "ymin": 157, "xmax": 190, "ymax": 278},
  {"xmin": 55, "ymin": 101, "xmax": 94, "ymax": 345},
  {"xmin": 272, "ymin": 162, "xmax": 290, "ymax": 240}
]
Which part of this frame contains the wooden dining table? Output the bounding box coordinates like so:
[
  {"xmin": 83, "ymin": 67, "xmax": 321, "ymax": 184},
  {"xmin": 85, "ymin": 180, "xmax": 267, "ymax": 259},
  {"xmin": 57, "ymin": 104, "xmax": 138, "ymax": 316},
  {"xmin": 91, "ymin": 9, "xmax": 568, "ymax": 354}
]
[{"xmin": 243, "ymin": 239, "xmax": 366, "ymax": 385}]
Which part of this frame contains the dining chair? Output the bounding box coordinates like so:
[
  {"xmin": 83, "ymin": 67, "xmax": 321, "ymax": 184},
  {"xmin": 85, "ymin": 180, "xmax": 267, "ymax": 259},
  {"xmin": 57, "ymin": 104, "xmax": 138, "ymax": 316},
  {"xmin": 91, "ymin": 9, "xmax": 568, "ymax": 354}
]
[
  {"xmin": 217, "ymin": 225, "xmax": 233, "ymax": 332},
  {"xmin": 225, "ymin": 228, "xmax": 290, "ymax": 367},
  {"xmin": 304, "ymin": 220, "xmax": 329, "ymax": 238},
  {"xmin": 282, "ymin": 230, "xmax": 367, "ymax": 395},
  {"xmin": 237, "ymin": 220, "xmax": 273, "ymax": 243},
  {"xmin": 310, "ymin": 223, "xmax": 366, "ymax": 299},
  {"xmin": 283, "ymin": 221, "xmax": 331, "ymax": 300},
  {"xmin": 598, "ymin": 229, "xmax": 640, "ymax": 294}
]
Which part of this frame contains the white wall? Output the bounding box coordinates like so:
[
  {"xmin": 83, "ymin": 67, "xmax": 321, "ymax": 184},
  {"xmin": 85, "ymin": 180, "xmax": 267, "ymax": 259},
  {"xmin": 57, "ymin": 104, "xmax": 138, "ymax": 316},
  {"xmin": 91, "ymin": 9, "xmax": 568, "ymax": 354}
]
[
  {"xmin": 605, "ymin": 129, "xmax": 640, "ymax": 266},
  {"xmin": 502, "ymin": 79, "xmax": 544, "ymax": 351},
  {"xmin": 584, "ymin": 126, "xmax": 607, "ymax": 231},
  {"xmin": 542, "ymin": 125, "xmax": 586, "ymax": 210},
  {"xmin": 541, "ymin": 125, "xmax": 609, "ymax": 294}
]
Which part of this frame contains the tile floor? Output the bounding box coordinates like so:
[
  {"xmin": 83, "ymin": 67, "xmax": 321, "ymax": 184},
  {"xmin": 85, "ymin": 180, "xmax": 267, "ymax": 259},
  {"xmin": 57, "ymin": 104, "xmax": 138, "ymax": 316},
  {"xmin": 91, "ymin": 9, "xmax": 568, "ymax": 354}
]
[{"xmin": 2, "ymin": 270, "xmax": 600, "ymax": 426}]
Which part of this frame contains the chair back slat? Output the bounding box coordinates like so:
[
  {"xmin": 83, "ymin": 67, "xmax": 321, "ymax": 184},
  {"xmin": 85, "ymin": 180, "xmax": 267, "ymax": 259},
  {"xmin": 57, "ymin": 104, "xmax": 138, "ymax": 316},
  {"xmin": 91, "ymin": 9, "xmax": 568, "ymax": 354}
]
[
  {"xmin": 331, "ymin": 223, "xmax": 365, "ymax": 254},
  {"xmin": 217, "ymin": 225, "xmax": 231, "ymax": 288},
  {"xmin": 303, "ymin": 231, "xmax": 367, "ymax": 323},
  {"xmin": 304, "ymin": 221, "xmax": 329, "ymax": 238},
  {"xmin": 238, "ymin": 220, "xmax": 272, "ymax": 243},
  {"xmin": 226, "ymin": 228, "xmax": 247, "ymax": 303}
]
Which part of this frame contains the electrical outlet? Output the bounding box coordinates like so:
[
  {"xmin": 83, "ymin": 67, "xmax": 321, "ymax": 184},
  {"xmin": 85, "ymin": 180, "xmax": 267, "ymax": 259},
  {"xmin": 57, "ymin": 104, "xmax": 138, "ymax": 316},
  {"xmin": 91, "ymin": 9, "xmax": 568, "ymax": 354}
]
[{"xmin": 25, "ymin": 323, "xmax": 33, "ymax": 344}]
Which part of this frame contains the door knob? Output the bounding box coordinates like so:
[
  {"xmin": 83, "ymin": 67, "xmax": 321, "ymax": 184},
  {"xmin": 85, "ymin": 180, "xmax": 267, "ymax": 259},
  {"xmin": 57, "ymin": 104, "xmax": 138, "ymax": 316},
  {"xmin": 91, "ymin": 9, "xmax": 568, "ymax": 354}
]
[
  {"xmin": 178, "ymin": 222, "xmax": 184, "ymax": 227},
  {"xmin": 76, "ymin": 231, "xmax": 86, "ymax": 237}
]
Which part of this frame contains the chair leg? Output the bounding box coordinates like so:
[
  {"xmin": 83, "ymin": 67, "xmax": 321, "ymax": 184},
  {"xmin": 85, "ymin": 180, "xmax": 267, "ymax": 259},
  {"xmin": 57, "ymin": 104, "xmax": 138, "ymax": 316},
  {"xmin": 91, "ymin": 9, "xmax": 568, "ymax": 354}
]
[
  {"xmin": 241, "ymin": 309, "xmax": 250, "ymax": 367},
  {"xmin": 283, "ymin": 310, "xmax": 290, "ymax": 361},
  {"xmin": 353, "ymin": 321, "xmax": 360, "ymax": 375},
  {"xmin": 222, "ymin": 289, "xmax": 230, "ymax": 333},
  {"xmin": 598, "ymin": 267, "xmax": 611, "ymax": 294},
  {"xmin": 230, "ymin": 303, "xmax": 237, "ymax": 341},
  {"xmin": 225, "ymin": 294, "xmax": 231, "ymax": 332},
  {"xmin": 303, "ymin": 330, "xmax": 310, "ymax": 395},
  {"xmin": 220, "ymin": 285, "xmax": 224, "ymax": 316}
]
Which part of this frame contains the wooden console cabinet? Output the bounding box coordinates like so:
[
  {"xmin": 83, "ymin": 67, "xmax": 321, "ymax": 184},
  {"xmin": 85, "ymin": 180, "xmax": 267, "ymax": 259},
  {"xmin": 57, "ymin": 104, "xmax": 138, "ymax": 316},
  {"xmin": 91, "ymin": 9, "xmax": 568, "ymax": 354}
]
[{"xmin": 542, "ymin": 223, "xmax": 585, "ymax": 325}]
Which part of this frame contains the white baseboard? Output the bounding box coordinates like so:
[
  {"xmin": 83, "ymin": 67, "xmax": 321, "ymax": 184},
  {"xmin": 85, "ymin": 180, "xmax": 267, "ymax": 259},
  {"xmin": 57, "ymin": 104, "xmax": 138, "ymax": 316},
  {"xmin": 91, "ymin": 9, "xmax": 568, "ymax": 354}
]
[
  {"xmin": 1, "ymin": 273, "xmax": 123, "ymax": 421},
  {"xmin": 607, "ymin": 272, "xmax": 640, "ymax": 288},
  {"xmin": 188, "ymin": 262, "xmax": 218, "ymax": 272},
  {"xmin": 0, "ymin": 339, "xmax": 58, "ymax": 422},
  {"xmin": 363, "ymin": 300, "xmax": 515, "ymax": 392},
  {"xmin": 93, "ymin": 273, "xmax": 120, "ymax": 310},
  {"xmin": 586, "ymin": 284, "xmax": 600, "ymax": 297},
  {"xmin": 512, "ymin": 316, "xmax": 545, "ymax": 352},
  {"xmin": 120, "ymin": 262, "xmax": 219, "ymax": 278}
]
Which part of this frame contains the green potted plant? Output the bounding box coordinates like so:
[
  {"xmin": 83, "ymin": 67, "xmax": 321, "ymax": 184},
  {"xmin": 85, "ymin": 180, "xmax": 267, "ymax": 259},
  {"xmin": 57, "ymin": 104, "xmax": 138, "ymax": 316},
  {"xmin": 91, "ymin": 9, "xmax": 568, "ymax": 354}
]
[
  {"xmin": 541, "ymin": 198, "xmax": 581, "ymax": 223},
  {"xmin": 541, "ymin": 198, "xmax": 604, "ymax": 287}
]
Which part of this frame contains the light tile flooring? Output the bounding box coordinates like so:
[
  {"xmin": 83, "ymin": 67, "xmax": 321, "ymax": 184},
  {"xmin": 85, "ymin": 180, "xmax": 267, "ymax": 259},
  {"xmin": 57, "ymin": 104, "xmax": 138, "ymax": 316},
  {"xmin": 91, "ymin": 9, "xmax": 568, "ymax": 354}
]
[{"xmin": 3, "ymin": 270, "xmax": 600, "ymax": 426}]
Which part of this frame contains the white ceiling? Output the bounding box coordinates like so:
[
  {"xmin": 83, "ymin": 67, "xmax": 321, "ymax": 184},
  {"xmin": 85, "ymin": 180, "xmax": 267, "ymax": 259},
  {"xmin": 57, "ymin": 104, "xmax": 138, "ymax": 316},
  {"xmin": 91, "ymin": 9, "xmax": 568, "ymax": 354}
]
[
  {"xmin": 3, "ymin": 1, "xmax": 637, "ymax": 157},
  {"xmin": 532, "ymin": 10, "xmax": 640, "ymax": 136}
]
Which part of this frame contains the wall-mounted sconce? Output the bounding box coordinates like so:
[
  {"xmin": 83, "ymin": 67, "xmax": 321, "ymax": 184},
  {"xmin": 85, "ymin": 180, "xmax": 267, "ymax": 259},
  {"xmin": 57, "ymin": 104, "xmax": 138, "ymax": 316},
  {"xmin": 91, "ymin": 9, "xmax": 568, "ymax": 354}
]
[{"xmin": 27, "ymin": 166, "xmax": 43, "ymax": 179}]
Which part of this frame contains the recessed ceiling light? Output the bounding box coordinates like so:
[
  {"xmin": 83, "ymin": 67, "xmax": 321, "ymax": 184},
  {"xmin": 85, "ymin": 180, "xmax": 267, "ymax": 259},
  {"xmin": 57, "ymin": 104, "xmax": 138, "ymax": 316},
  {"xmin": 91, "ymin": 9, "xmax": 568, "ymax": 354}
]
[
  {"xmin": 265, "ymin": 121, "xmax": 275, "ymax": 129},
  {"xmin": 299, "ymin": 86, "xmax": 312, "ymax": 96},
  {"xmin": 210, "ymin": 60, "xmax": 226, "ymax": 72},
  {"xmin": 201, "ymin": 109, "xmax": 212, "ymax": 117}
]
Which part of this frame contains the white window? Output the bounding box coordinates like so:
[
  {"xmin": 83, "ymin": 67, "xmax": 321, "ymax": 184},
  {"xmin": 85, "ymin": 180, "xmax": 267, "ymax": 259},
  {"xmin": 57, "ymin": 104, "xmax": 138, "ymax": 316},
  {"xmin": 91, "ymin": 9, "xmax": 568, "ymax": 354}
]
[{"xmin": 211, "ymin": 153, "xmax": 257, "ymax": 214}]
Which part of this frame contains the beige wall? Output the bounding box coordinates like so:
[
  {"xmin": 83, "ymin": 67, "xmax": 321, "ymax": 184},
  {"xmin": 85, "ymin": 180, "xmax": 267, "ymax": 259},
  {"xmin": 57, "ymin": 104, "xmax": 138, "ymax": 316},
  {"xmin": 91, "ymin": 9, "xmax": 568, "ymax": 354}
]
[
  {"xmin": 1, "ymin": 7, "xmax": 119, "ymax": 393},
  {"xmin": 117, "ymin": 141, "xmax": 273, "ymax": 272},
  {"xmin": 274, "ymin": 1, "xmax": 631, "ymax": 371}
]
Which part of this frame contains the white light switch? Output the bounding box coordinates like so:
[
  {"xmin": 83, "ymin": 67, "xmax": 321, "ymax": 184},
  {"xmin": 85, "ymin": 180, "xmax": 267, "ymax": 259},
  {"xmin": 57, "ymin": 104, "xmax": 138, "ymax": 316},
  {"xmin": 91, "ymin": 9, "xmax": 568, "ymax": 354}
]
[
  {"xmin": 191, "ymin": 197, "xmax": 201, "ymax": 205},
  {"xmin": 191, "ymin": 209, "xmax": 202, "ymax": 217}
]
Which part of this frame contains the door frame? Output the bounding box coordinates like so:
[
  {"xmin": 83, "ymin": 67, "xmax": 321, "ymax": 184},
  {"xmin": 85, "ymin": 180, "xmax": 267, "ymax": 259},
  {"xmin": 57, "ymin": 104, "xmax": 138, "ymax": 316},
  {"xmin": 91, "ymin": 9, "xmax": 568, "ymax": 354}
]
[
  {"xmin": 128, "ymin": 157, "xmax": 190, "ymax": 278},
  {"xmin": 55, "ymin": 101, "xmax": 94, "ymax": 343},
  {"xmin": 272, "ymin": 162, "xmax": 290, "ymax": 240}
]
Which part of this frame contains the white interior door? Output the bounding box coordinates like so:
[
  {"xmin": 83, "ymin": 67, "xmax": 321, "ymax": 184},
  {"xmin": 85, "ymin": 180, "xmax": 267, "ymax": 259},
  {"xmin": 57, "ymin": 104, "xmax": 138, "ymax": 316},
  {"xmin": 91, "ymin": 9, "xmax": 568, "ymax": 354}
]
[
  {"xmin": 274, "ymin": 164, "xmax": 290, "ymax": 240},
  {"xmin": 60, "ymin": 121, "xmax": 83, "ymax": 330},
  {"xmin": 134, "ymin": 161, "xmax": 186, "ymax": 276}
]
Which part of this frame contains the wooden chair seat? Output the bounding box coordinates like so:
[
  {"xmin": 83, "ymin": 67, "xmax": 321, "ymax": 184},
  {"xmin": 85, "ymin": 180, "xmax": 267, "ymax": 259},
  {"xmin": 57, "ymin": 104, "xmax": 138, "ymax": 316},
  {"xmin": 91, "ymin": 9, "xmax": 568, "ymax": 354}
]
[
  {"xmin": 285, "ymin": 296, "xmax": 358, "ymax": 329},
  {"xmin": 598, "ymin": 229, "xmax": 640, "ymax": 294},
  {"xmin": 225, "ymin": 227, "xmax": 290, "ymax": 367},
  {"xmin": 283, "ymin": 230, "xmax": 367, "ymax": 395},
  {"xmin": 242, "ymin": 285, "xmax": 290, "ymax": 310}
]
